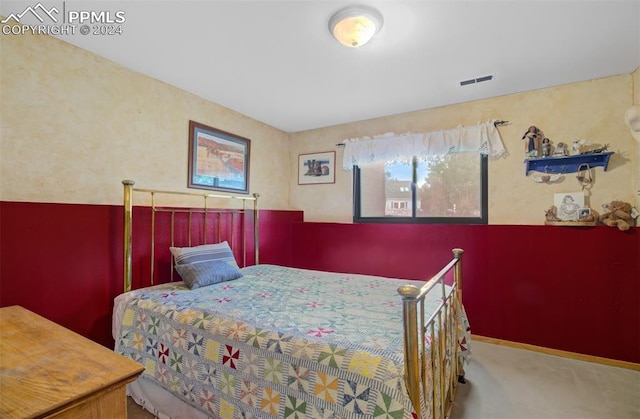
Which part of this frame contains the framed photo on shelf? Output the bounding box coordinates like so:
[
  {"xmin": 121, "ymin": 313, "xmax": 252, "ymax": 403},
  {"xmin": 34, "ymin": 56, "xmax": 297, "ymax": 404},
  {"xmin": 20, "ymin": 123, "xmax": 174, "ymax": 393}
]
[
  {"xmin": 298, "ymin": 151, "xmax": 335, "ymax": 185},
  {"xmin": 188, "ymin": 120, "xmax": 250, "ymax": 193},
  {"xmin": 578, "ymin": 207, "xmax": 591, "ymax": 219},
  {"xmin": 554, "ymin": 192, "xmax": 584, "ymax": 221}
]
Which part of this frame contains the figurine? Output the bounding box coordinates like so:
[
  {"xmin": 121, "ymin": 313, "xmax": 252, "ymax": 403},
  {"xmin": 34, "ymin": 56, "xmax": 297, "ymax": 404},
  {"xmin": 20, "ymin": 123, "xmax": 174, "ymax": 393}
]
[
  {"xmin": 553, "ymin": 142, "xmax": 569, "ymax": 157},
  {"xmin": 572, "ymin": 139, "xmax": 588, "ymax": 154},
  {"xmin": 541, "ymin": 137, "xmax": 551, "ymax": 157},
  {"xmin": 580, "ymin": 143, "xmax": 609, "ymax": 154},
  {"xmin": 522, "ymin": 126, "xmax": 543, "ymax": 157}
]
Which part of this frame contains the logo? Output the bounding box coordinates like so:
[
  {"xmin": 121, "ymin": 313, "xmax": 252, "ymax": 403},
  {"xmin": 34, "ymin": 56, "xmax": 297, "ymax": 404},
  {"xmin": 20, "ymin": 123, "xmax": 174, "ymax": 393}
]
[
  {"xmin": 1, "ymin": 2, "xmax": 126, "ymax": 36},
  {"xmin": 2, "ymin": 3, "xmax": 60, "ymax": 23},
  {"xmin": 1, "ymin": 2, "xmax": 58, "ymax": 24}
]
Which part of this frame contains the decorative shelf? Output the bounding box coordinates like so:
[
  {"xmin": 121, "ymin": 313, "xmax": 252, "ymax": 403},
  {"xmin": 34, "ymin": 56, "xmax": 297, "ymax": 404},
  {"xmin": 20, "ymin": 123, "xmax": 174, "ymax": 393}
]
[
  {"xmin": 525, "ymin": 152, "xmax": 614, "ymax": 175},
  {"xmin": 545, "ymin": 220, "xmax": 597, "ymax": 227}
]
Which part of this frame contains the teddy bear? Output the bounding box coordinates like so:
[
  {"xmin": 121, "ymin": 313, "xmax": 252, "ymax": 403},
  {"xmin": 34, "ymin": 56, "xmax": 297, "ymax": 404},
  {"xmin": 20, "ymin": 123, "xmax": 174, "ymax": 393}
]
[{"xmin": 599, "ymin": 201, "xmax": 636, "ymax": 231}]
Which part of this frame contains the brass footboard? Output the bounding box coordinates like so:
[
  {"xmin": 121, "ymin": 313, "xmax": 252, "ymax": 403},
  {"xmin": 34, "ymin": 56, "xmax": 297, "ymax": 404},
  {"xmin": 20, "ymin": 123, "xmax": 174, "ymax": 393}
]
[{"xmin": 397, "ymin": 248, "xmax": 464, "ymax": 419}]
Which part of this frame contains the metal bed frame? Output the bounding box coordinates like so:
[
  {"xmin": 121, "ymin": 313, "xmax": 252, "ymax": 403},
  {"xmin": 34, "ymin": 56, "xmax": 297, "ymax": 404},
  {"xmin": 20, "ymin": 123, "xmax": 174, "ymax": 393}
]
[{"xmin": 121, "ymin": 180, "xmax": 465, "ymax": 419}]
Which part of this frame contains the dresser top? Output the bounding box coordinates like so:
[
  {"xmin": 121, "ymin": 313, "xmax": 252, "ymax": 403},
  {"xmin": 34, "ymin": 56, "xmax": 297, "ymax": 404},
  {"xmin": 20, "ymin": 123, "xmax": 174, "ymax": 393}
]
[{"xmin": 0, "ymin": 305, "xmax": 144, "ymax": 418}]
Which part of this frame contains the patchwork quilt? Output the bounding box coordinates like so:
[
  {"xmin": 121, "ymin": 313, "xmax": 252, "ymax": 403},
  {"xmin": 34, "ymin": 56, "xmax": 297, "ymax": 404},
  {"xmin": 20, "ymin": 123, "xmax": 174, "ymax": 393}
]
[{"xmin": 115, "ymin": 264, "xmax": 471, "ymax": 418}]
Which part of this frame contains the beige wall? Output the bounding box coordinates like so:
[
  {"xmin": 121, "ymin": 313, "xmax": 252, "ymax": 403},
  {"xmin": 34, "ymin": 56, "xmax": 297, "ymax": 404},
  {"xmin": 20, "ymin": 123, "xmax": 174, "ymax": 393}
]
[
  {"xmin": 0, "ymin": 31, "xmax": 291, "ymax": 210},
  {"xmin": 1, "ymin": 31, "xmax": 637, "ymax": 224},
  {"xmin": 634, "ymin": 67, "xmax": 640, "ymax": 210},
  {"xmin": 290, "ymin": 75, "xmax": 638, "ymax": 225},
  {"xmin": 634, "ymin": 67, "xmax": 640, "ymax": 104}
]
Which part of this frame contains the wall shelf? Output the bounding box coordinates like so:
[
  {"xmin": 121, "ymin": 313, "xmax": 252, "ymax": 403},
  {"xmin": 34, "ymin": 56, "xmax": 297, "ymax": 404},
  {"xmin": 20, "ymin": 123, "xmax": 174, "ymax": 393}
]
[
  {"xmin": 525, "ymin": 152, "xmax": 614, "ymax": 175},
  {"xmin": 545, "ymin": 220, "xmax": 597, "ymax": 227}
]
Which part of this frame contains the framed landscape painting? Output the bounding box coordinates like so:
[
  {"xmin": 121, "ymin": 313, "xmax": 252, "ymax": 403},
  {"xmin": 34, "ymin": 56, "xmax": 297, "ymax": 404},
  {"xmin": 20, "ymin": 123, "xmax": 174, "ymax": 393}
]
[{"xmin": 188, "ymin": 120, "xmax": 250, "ymax": 193}]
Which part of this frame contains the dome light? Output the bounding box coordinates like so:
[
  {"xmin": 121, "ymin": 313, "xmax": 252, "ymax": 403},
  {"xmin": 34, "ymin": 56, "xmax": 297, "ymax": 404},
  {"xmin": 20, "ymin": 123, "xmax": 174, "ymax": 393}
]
[{"xmin": 328, "ymin": 5, "xmax": 383, "ymax": 48}]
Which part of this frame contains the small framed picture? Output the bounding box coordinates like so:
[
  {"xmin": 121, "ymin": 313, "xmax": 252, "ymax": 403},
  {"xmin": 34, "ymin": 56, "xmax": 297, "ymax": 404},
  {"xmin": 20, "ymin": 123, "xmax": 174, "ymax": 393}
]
[
  {"xmin": 578, "ymin": 207, "xmax": 591, "ymax": 219},
  {"xmin": 298, "ymin": 151, "xmax": 335, "ymax": 185},
  {"xmin": 554, "ymin": 192, "xmax": 584, "ymax": 221}
]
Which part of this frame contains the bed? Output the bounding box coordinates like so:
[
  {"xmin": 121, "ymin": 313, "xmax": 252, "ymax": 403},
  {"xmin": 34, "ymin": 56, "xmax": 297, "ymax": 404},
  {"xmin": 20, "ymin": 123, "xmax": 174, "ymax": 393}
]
[{"xmin": 114, "ymin": 180, "xmax": 471, "ymax": 418}]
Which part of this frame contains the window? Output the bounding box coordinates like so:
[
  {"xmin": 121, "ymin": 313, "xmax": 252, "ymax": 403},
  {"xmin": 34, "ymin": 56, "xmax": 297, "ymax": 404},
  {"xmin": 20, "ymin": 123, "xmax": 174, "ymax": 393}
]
[
  {"xmin": 353, "ymin": 153, "xmax": 488, "ymax": 224},
  {"xmin": 344, "ymin": 120, "xmax": 504, "ymax": 224}
]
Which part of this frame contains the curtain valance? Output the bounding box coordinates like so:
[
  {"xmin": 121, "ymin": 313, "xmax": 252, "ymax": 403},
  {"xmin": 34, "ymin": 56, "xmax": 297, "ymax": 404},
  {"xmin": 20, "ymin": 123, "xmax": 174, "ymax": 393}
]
[{"xmin": 341, "ymin": 120, "xmax": 506, "ymax": 170}]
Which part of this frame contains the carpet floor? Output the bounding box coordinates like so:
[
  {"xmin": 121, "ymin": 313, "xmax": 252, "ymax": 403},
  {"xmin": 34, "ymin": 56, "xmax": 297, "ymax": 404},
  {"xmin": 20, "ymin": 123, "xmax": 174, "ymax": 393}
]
[{"xmin": 451, "ymin": 340, "xmax": 639, "ymax": 418}]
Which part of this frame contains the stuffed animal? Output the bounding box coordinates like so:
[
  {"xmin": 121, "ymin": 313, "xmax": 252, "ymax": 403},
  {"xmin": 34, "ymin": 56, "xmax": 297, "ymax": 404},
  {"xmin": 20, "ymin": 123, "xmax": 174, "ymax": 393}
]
[
  {"xmin": 599, "ymin": 201, "xmax": 636, "ymax": 231},
  {"xmin": 545, "ymin": 206, "xmax": 560, "ymax": 222},
  {"xmin": 572, "ymin": 139, "xmax": 591, "ymax": 154}
]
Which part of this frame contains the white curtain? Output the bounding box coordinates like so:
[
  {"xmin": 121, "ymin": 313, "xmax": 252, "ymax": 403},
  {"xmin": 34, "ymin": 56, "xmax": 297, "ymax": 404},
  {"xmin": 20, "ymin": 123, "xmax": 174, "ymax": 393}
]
[{"xmin": 341, "ymin": 120, "xmax": 506, "ymax": 170}]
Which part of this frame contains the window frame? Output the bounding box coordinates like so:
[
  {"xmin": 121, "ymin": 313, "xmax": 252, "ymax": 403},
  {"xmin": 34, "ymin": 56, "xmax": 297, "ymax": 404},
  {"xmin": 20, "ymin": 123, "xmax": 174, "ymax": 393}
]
[{"xmin": 352, "ymin": 154, "xmax": 488, "ymax": 224}]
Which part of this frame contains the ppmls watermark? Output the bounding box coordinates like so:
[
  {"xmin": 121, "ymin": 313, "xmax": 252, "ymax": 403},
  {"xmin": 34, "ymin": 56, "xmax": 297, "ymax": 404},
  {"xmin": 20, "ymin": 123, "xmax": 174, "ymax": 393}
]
[{"xmin": 1, "ymin": 2, "xmax": 126, "ymax": 36}]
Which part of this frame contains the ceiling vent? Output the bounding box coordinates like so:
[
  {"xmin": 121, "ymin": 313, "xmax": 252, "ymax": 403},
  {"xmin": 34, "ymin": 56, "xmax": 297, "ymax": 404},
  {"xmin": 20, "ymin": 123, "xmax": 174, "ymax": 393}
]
[{"xmin": 460, "ymin": 74, "xmax": 494, "ymax": 86}]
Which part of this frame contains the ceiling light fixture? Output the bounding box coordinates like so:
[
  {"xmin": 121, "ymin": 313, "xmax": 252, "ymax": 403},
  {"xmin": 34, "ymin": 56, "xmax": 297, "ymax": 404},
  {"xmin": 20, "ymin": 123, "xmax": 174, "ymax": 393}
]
[{"xmin": 328, "ymin": 5, "xmax": 383, "ymax": 48}]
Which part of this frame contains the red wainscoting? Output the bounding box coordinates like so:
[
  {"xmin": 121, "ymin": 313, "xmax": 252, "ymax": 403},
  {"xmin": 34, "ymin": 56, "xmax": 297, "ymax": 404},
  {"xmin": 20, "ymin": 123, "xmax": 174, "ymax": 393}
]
[
  {"xmin": 1, "ymin": 201, "xmax": 638, "ymax": 363},
  {"xmin": 0, "ymin": 201, "xmax": 302, "ymax": 348},
  {"xmin": 290, "ymin": 222, "xmax": 640, "ymax": 364}
]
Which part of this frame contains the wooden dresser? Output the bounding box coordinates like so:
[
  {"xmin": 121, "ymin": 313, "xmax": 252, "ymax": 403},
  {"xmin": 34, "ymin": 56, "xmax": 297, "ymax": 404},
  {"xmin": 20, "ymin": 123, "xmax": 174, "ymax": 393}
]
[{"xmin": 0, "ymin": 305, "xmax": 144, "ymax": 418}]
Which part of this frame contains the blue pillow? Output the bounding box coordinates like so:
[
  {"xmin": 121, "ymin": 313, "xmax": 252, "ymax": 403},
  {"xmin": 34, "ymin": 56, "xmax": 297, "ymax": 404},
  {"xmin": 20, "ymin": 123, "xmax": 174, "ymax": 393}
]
[
  {"xmin": 175, "ymin": 260, "xmax": 243, "ymax": 290},
  {"xmin": 169, "ymin": 241, "xmax": 239, "ymax": 269}
]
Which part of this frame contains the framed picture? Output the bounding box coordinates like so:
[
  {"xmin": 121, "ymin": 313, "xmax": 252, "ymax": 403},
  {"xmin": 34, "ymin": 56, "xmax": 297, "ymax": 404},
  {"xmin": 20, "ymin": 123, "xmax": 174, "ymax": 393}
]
[
  {"xmin": 554, "ymin": 192, "xmax": 584, "ymax": 221},
  {"xmin": 298, "ymin": 151, "xmax": 336, "ymax": 185},
  {"xmin": 578, "ymin": 207, "xmax": 591, "ymax": 219},
  {"xmin": 188, "ymin": 120, "xmax": 250, "ymax": 193}
]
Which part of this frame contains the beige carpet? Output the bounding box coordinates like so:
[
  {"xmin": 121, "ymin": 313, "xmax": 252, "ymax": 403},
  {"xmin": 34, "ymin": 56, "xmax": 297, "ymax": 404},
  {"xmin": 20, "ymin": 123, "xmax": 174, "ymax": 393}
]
[
  {"xmin": 452, "ymin": 340, "xmax": 639, "ymax": 418},
  {"xmin": 128, "ymin": 339, "xmax": 640, "ymax": 418}
]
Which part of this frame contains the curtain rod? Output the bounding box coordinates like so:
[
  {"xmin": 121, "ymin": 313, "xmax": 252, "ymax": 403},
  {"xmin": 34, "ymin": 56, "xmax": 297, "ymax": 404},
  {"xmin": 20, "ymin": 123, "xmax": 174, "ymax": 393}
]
[{"xmin": 335, "ymin": 120, "xmax": 510, "ymax": 146}]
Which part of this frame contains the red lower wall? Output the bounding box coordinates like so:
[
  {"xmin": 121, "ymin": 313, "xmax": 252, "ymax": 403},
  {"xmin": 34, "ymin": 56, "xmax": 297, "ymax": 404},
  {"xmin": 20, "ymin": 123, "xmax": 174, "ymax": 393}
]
[
  {"xmin": 290, "ymin": 222, "xmax": 640, "ymax": 364},
  {"xmin": 1, "ymin": 201, "xmax": 638, "ymax": 363},
  {"xmin": 0, "ymin": 201, "xmax": 302, "ymax": 348},
  {"xmin": 1, "ymin": 202, "xmax": 122, "ymax": 348}
]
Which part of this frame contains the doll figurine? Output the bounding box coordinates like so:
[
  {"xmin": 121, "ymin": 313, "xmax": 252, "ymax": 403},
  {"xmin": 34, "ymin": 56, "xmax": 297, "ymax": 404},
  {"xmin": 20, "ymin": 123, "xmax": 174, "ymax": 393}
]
[
  {"xmin": 522, "ymin": 126, "xmax": 542, "ymax": 157},
  {"xmin": 541, "ymin": 137, "xmax": 551, "ymax": 157},
  {"xmin": 553, "ymin": 142, "xmax": 569, "ymax": 157}
]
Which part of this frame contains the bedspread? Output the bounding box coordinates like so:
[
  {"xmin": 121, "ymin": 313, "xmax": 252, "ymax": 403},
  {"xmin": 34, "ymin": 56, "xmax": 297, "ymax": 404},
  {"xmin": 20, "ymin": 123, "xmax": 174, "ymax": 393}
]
[{"xmin": 115, "ymin": 264, "xmax": 470, "ymax": 418}]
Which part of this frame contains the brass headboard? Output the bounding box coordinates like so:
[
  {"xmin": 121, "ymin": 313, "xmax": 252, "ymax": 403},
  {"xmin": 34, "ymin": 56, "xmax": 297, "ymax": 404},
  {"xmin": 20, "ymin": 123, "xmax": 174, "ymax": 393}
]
[{"xmin": 122, "ymin": 180, "xmax": 259, "ymax": 292}]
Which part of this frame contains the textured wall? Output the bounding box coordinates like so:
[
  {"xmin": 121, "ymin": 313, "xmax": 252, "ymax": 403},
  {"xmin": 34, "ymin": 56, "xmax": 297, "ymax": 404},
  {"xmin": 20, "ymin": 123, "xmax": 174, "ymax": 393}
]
[
  {"xmin": 634, "ymin": 67, "xmax": 640, "ymax": 210},
  {"xmin": 635, "ymin": 67, "xmax": 640, "ymax": 104},
  {"xmin": 2, "ymin": 30, "xmax": 636, "ymax": 223},
  {"xmin": 290, "ymin": 75, "xmax": 638, "ymax": 225},
  {"xmin": 0, "ymin": 31, "xmax": 291, "ymax": 210}
]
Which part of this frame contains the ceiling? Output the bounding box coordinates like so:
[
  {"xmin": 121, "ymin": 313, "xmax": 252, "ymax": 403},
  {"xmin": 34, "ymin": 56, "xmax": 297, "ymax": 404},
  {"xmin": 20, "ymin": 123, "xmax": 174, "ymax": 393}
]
[{"xmin": 2, "ymin": 1, "xmax": 639, "ymax": 132}]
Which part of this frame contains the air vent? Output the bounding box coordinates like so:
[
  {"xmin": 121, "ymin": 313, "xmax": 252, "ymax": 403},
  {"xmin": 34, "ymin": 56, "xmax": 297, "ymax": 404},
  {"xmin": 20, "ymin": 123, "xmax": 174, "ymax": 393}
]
[{"xmin": 460, "ymin": 74, "xmax": 494, "ymax": 86}]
